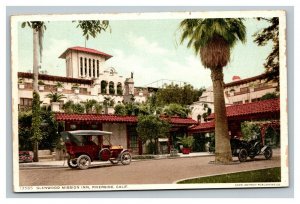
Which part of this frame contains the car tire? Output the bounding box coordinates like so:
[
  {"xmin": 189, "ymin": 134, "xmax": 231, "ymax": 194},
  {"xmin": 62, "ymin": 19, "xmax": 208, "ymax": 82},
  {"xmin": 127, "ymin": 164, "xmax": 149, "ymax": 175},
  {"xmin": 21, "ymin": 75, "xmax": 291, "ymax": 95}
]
[
  {"xmin": 263, "ymin": 147, "xmax": 273, "ymax": 160},
  {"xmin": 67, "ymin": 158, "xmax": 78, "ymax": 169},
  {"xmin": 77, "ymin": 154, "xmax": 91, "ymax": 170},
  {"xmin": 238, "ymin": 149, "xmax": 248, "ymax": 162},
  {"xmin": 120, "ymin": 152, "xmax": 131, "ymax": 165}
]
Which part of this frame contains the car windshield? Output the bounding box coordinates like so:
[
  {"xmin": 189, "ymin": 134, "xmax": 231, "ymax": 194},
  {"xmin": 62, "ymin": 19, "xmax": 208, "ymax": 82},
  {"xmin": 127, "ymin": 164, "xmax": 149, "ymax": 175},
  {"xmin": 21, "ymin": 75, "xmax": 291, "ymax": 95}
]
[{"xmin": 61, "ymin": 131, "xmax": 111, "ymax": 146}]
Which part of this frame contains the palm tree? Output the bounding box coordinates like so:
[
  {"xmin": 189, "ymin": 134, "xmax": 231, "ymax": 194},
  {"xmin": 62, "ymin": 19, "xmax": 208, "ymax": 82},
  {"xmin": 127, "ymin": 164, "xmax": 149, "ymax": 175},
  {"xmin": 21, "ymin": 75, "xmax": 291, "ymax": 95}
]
[
  {"xmin": 46, "ymin": 92, "xmax": 66, "ymax": 102},
  {"xmin": 179, "ymin": 18, "xmax": 246, "ymax": 164},
  {"xmin": 21, "ymin": 20, "xmax": 110, "ymax": 162},
  {"xmin": 94, "ymin": 102, "xmax": 103, "ymax": 114},
  {"xmin": 82, "ymin": 99, "xmax": 97, "ymax": 113},
  {"xmin": 21, "ymin": 21, "xmax": 45, "ymax": 162}
]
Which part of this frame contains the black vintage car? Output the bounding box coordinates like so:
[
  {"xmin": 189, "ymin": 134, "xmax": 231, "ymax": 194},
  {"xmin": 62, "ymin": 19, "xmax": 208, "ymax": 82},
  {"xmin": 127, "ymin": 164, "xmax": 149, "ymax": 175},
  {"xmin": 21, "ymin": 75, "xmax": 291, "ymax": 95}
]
[{"xmin": 230, "ymin": 137, "xmax": 272, "ymax": 162}]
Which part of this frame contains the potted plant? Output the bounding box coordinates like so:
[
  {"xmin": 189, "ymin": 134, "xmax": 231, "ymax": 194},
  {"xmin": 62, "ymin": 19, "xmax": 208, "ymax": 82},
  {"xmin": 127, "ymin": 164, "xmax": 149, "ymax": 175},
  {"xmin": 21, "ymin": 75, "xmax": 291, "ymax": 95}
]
[
  {"xmin": 72, "ymin": 83, "xmax": 80, "ymax": 94},
  {"xmin": 18, "ymin": 78, "xmax": 25, "ymax": 89},
  {"xmin": 177, "ymin": 136, "xmax": 194, "ymax": 154},
  {"xmin": 55, "ymin": 82, "xmax": 64, "ymax": 92},
  {"xmin": 38, "ymin": 80, "xmax": 45, "ymax": 91},
  {"xmin": 46, "ymin": 92, "xmax": 66, "ymax": 112}
]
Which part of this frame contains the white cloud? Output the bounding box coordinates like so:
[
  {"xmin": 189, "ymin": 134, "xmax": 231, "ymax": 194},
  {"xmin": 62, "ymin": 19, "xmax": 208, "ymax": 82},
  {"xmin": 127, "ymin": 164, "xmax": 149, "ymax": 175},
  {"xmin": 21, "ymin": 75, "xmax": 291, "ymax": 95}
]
[
  {"xmin": 163, "ymin": 56, "xmax": 212, "ymax": 88},
  {"xmin": 106, "ymin": 49, "xmax": 164, "ymax": 86},
  {"xmin": 127, "ymin": 33, "xmax": 169, "ymax": 56},
  {"xmin": 106, "ymin": 48, "xmax": 212, "ymax": 89},
  {"xmin": 41, "ymin": 38, "xmax": 73, "ymax": 76}
]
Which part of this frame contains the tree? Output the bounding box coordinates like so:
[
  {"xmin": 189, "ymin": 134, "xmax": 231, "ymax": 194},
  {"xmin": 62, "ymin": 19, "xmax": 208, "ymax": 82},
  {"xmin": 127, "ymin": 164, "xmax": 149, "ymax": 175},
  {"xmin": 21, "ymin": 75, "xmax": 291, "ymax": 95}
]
[
  {"xmin": 253, "ymin": 18, "xmax": 279, "ymax": 90},
  {"xmin": 31, "ymin": 92, "xmax": 42, "ymax": 161},
  {"xmin": 94, "ymin": 102, "xmax": 103, "ymax": 114},
  {"xmin": 21, "ymin": 21, "xmax": 45, "ymax": 162},
  {"xmin": 19, "ymin": 109, "xmax": 60, "ymax": 151},
  {"xmin": 114, "ymin": 104, "xmax": 127, "ymax": 115},
  {"xmin": 202, "ymin": 103, "xmax": 212, "ymax": 122},
  {"xmin": 155, "ymin": 83, "xmax": 205, "ymax": 106},
  {"xmin": 46, "ymin": 91, "xmax": 66, "ymax": 102},
  {"xmin": 260, "ymin": 92, "xmax": 279, "ymax": 101},
  {"xmin": 76, "ymin": 20, "xmax": 110, "ymax": 41},
  {"xmin": 163, "ymin": 103, "xmax": 190, "ymax": 118},
  {"xmin": 62, "ymin": 100, "xmax": 85, "ymax": 114},
  {"xmin": 179, "ymin": 18, "xmax": 246, "ymax": 164},
  {"xmin": 136, "ymin": 115, "xmax": 171, "ymax": 154},
  {"xmin": 21, "ymin": 20, "xmax": 110, "ymax": 161},
  {"xmin": 82, "ymin": 99, "xmax": 97, "ymax": 113}
]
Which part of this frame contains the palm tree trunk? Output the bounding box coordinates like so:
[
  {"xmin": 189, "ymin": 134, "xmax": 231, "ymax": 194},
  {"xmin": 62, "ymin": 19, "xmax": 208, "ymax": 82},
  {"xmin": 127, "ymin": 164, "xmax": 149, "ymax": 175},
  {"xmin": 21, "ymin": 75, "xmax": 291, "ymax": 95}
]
[
  {"xmin": 211, "ymin": 67, "xmax": 232, "ymax": 164},
  {"xmin": 32, "ymin": 28, "xmax": 40, "ymax": 162},
  {"xmin": 33, "ymin": 29, "xmax": 39, "ymax": 92}
]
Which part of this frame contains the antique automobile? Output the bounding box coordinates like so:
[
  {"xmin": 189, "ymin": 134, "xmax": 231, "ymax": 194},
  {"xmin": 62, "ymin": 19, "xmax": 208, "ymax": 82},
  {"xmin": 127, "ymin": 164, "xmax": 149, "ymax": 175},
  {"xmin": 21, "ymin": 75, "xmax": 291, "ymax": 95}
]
[
  {"xmin": 61, "ymin": 130, "xmax": 132, "ymax": 170},
  {"xmin": 230, "ymin": 136, "xmax": 272, "ymax": 162}
]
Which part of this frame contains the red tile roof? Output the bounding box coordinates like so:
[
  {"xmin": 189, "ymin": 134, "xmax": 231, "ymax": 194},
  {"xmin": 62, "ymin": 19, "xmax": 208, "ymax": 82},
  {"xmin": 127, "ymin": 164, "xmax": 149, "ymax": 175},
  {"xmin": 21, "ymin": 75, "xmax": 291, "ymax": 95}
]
[
  {"xmin": 18, "ymin": 72, "xmax": 94, "ymax": 85},
  {"xmin": 224, "ymin": 73, "xmax": 268, "ymax": 88},
  {"xmin": 161, "ymin": 116, "xmax": 198, "ymax": 126},
  {"xmin": 189, "ymin": 121, "xmax": 215, "ymax": 133},
  {"xmin": 55, "ymin": 113, "xmax": 137, "ymax": 123},
  {"xmin": 59, "ymin": 46, "xmax": 113, "ymax": 60},
  {"xmin": 55, "ymin": 113, "xmax": 197, "ymax": 125},
  {"xmin": 207, "ymin": 98, "xmax": 280, "ymax": 120},
  {"xmin": 189, "ymin": 99, "xmax": 280, "ymax": 133}
]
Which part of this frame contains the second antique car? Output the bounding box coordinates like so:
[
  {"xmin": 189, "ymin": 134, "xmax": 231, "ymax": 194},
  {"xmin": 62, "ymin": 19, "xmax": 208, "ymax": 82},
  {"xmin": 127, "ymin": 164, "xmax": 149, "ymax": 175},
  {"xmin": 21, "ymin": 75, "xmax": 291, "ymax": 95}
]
[
  {"xmin": 230, "ymin": 136, "xmax": 273, "ymax": 162},
  {"xmin": 61, "ymin": 130, "xmax": 132, "ymax": 170}
]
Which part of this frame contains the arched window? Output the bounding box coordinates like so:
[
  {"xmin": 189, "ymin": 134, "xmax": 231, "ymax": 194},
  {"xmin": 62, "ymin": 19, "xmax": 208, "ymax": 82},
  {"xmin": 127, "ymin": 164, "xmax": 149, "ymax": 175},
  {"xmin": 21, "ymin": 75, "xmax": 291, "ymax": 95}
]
[
  {"xmin": 80, "ymin": 57, "xmax": 83, "ymax": 76},
  {"xmin": 101, "ymin": 80, "xmax": 107, "ymax": 94},
  {"xmin": 117, "ymin": 82, "xmax": 123, "ymax": 95},
  {"xmin": 109, "ymin": 81, "xmax": 115, "ymax": 95}
]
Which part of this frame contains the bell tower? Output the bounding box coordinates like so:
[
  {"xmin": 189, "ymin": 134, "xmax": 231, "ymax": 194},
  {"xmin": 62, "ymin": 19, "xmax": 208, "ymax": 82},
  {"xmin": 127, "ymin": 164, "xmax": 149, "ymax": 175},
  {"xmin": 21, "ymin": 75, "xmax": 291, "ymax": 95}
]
[{"xmin": 124, "ymin": 72, "xmax": 135, "ymax": 103}]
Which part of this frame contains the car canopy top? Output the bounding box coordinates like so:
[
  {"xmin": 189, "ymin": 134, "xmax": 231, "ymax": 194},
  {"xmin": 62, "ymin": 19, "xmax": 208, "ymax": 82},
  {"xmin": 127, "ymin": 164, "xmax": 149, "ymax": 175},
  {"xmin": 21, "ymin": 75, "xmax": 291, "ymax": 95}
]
[
  {"xmin": 61, "ymin": 130, "xmax": 114, "ymax": 146},
  {"xmin": 64, "ymin": 130, "xmax": 113, "ymax": 136}
]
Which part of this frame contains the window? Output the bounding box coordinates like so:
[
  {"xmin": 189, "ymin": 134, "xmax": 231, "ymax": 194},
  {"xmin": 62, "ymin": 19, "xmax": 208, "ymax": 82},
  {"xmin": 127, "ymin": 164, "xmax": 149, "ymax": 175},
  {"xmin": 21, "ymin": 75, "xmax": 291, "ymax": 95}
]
[
  {"xmin": 44, "ymin": 85, "xmax": 56, "ymax": 92},
  {"xmin": 84, "ymin": 58, "xmax": 87, "ymax": 76},
  {"xmin": 97, "ymin": 60, "xmax": 99, "ymax": 77},
  {"xmin": 19, "ymin": 98, "xmax": 33, "ymax": 111},
  {"xmin": 20, "ymin": 98, "xmax": 32, "ymax": 106},
  {"xmin": 240, "ymin": 87, "xmax": 249, "ymax": 93},
  {"xmin": 117, "ymin": 83, "xmax": 123, "ymax": 95},
  {"xmin": 233, "ymin": 101, "xmax": 243, "ymax": 105},
  {"xmin": 89, "ymin": 59, "xmax": 91, "ymax": 77},
  {"xmin": 80, "ymin": 57, "xmax": 83, "ymax": 76},
  {"xmin": 101, "ymin": 81, "xmax": 107, "ymax": 94},
  {"xmin": 109, "ymin": 81, "xmax": 115, "ymax": 95},
  {"xmin": 93, "ymin": 59, "xmax": 95, "ymax": 77},
  {"xmin": 79, "ymin": 88, "xmax": 88, "ymax": 94}
]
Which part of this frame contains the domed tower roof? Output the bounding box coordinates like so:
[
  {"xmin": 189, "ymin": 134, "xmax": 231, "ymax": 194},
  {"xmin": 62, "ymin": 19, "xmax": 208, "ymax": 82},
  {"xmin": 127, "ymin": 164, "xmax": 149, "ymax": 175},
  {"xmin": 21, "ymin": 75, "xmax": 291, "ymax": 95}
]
[
  {"xmin": 59, "ymin": 46, "xmax": 113, "ymax": 60},
  {"xmin": 232, "ymin": 75, "xmax": 241, "ymax": 81}
]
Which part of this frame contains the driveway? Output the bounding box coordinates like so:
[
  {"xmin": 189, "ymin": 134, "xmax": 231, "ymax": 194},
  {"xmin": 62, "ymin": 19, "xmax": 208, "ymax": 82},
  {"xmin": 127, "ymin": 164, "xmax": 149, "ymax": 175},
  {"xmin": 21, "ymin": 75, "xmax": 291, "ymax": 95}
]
[{"xmin": 19, "ymin": 152, "xmax": 281, "ymax": 186}]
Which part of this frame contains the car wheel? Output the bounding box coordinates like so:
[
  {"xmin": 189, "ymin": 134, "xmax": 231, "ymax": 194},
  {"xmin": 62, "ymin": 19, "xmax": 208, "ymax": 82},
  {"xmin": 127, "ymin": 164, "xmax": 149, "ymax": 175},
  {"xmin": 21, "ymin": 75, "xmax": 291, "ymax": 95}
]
[
  {"xmin": 67, "ymin": 158, "xmax": 78, "ymax": 169},
  {"xmin": 77, "ymin": 155, "xmax": 91, "ymax": 170},
  {"xmin": 264, "ymin": 147, "xmax": 273, "ymax": 160},
  {"xmin": 238, "ymin": 149, "xmax": 248, "ymax": 162},
  {"xmin": 120, "ymin": 152, "xmax": 131, "ymax": 165}
]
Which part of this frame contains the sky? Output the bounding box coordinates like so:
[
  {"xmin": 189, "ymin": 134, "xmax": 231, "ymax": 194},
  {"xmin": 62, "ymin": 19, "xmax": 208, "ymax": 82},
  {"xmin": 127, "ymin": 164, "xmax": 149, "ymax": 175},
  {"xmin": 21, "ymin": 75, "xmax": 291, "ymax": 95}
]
[{"xmin": 17, "ymin": 18, "xmax": 272, "ymax": 89}]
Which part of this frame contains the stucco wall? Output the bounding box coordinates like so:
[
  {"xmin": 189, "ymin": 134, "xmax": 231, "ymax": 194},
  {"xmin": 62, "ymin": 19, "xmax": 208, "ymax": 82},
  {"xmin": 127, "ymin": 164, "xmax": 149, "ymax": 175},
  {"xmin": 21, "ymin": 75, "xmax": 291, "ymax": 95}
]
[{"xmin": 102, "ymin": 123, "xmax": 127, "ymax": 149}]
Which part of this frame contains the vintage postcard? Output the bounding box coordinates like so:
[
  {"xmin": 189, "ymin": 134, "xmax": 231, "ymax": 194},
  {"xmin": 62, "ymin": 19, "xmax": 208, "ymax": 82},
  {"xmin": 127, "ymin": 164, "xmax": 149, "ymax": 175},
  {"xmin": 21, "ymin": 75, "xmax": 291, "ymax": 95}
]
[{"xmin": 11, "ymin": 10, "xmax": 288, "ymax": 192}]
